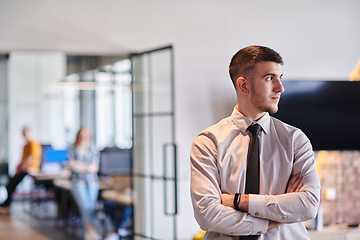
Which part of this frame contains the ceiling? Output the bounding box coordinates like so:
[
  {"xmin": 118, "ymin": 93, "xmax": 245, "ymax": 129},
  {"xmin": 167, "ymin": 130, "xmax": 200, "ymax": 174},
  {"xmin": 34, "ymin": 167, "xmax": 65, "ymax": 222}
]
[{"xmin": 0, "ymin": 0, "xmax": 233, "ymax": 56}]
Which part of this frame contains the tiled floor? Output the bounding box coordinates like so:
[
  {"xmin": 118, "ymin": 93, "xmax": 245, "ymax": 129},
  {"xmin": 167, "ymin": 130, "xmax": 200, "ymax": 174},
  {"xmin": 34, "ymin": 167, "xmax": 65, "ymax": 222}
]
[{"xmin": 0, "ymin": 201, "xmax": 81, "ymax": 240}]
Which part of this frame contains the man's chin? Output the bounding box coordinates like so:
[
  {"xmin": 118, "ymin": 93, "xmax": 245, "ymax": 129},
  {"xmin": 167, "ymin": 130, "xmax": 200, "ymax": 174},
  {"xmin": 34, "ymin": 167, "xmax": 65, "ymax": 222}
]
[
  {"xmin": 268, "ymin": 107, "xmax": 279, "ymax": 114},
  {"xmin": 257, "ymin": 105, "xmax": 278, "ymax": 114}
]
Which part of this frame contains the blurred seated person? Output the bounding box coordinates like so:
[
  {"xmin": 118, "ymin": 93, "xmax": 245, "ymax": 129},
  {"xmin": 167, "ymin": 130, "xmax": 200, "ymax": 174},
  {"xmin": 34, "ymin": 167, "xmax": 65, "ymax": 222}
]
[
  {"xmin": 104, "ymin": 194, "xmax": 133, "ymax": 240},
  {"xmin": 0, "ymin": 127, "xmax": 42, "ymax": 214},
  {"xmin": 68, "ymin": 128, "xmax": 101, "ymax": 240}
]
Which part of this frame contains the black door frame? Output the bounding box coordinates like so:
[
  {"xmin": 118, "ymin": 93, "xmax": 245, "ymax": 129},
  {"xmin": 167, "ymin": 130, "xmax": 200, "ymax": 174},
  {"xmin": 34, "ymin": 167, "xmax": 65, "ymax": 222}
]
[{"xmin": 130, "ymin": 45, "xmax": 177, "ymax": 240}]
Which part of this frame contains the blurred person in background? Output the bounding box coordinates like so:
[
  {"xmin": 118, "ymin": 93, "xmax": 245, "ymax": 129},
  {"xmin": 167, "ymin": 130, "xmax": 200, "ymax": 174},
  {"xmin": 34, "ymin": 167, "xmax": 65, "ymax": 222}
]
[
  {"xmin": 69, "ymin": 128, "xmax": 101, "ymax": 240},
  {"xmin": 0, "ymin": 127, "xmax": 42, "ymax": 214}
]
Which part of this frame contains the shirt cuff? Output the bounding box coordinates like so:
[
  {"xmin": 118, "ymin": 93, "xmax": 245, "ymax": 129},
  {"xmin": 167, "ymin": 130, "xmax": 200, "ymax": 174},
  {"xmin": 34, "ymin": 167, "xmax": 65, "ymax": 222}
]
[
  {"xmin": 248, "ymin": 194, "xmax": 267, "ymax": 219},
  {"xmin": 249, "ymin": 214, "xmax": 269, "ymax": 235}
]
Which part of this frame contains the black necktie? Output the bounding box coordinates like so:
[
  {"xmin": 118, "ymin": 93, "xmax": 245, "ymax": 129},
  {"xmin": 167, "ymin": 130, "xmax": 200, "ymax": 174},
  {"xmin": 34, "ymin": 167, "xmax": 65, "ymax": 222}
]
[
  {"xmin": 240, "ymin": 123, "xmax": 261, "ymax": 240},
  {"xmin": 245, "ymin": 124, "xmax": 261, "ymax": 195}
]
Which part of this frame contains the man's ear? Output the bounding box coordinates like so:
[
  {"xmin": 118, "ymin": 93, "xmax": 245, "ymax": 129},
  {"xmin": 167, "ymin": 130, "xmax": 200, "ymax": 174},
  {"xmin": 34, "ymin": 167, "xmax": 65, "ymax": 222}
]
[{"xmin": 236, "ymin": 77, "xmax": 250, "ymax": 95}]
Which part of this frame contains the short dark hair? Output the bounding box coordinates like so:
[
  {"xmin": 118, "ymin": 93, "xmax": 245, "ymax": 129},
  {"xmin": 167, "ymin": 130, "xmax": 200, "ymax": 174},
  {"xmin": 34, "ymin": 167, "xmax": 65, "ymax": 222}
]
[{"xmin": 229, "ymin": 45, "xmax": 284, "ymax": 88}]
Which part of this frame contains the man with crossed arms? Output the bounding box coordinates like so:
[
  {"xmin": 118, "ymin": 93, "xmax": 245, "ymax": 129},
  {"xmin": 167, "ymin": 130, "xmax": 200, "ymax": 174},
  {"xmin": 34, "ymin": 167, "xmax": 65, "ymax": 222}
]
[{"xmin": 190, "ymin": 45, "xmax": 320, "ymax": 239}]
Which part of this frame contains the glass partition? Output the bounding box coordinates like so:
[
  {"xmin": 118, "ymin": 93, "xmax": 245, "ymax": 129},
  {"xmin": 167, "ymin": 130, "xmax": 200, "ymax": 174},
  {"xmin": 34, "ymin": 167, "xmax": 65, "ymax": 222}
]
[{"xmin": 131, "ymin": 46, "xmax": 177, "ymax": 240}]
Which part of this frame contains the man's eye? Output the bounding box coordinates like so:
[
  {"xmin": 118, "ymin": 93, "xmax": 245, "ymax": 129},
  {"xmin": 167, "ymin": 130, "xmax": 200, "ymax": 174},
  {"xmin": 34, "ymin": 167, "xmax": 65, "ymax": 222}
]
[{"xmin": 266, "ymin": 76, "xmax": 272, "ymax": 81}]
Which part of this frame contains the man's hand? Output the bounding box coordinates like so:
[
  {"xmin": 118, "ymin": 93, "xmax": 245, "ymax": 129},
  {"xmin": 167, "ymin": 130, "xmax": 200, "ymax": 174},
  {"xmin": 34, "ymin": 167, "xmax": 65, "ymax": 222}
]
[
  {"xmin": 19, "ymin": 156, "xmax": 34, "ymax": 173},
  {"xmin": 286, "ymin": 172, "xmax": 304, "ymax": 193},
  {"xmin": 268, "ymin": 220, "xmax": 284, "ymax": 230},
  {"xmin": 16, "ymin": 164, "xmax": 22, "ymax": 174}
]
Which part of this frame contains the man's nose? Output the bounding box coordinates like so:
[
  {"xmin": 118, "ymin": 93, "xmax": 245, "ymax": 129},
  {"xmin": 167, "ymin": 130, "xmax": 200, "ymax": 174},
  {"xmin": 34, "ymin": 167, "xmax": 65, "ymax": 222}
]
[{"xmin": 275, "ymin": 78, "xmax": 285, "ymax": 93}]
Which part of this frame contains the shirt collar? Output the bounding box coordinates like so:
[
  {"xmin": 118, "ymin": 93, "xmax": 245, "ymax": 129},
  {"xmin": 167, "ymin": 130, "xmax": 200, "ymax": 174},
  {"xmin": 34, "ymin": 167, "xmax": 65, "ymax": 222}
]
[{"xmin": 230, "ymin": 107, "xmax": 270, "ymax": 135}]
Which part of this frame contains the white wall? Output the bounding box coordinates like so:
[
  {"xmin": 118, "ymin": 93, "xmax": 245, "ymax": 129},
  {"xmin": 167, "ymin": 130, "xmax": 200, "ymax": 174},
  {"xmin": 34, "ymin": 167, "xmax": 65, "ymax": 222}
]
[
  {"xmin": 8, "ymin": 51, "xmax": 66, "ymax": 174},
  {"xmin": 173, "ymin": 1, "xmax": 360, "ymax": 238}
]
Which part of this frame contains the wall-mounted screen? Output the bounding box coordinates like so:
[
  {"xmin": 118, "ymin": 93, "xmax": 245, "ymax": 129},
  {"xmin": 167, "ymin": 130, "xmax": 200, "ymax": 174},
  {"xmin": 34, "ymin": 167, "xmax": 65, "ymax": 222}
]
[{"xmin": 272, "ymin": 81, "xmax": 360, "ymax": 151}]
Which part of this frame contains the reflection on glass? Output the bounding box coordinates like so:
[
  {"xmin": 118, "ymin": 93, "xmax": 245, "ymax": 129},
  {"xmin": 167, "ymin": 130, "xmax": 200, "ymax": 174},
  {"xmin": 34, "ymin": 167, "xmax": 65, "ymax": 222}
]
[
  {"xmin": 62, "ymin": 89, "xmax": 80, "ymax": 145},
  {"xmin": 61, "ymin": 59, "xmax": 133, "ymax": 150},
  {"xmin": 114, "ymin": 83, "xmax": 132, "ymax": 149},
  {"xmin": 95, "ymin": 66, "xmax": 132, "ymax": 150},
  {"xmin": 113, "ymin": 59, "xmax": 131, "ymax": 73}
]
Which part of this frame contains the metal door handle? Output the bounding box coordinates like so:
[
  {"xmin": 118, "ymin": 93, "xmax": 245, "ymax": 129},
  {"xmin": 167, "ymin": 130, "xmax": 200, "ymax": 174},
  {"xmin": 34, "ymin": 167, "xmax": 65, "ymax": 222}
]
[{"xmin": 163, "ymin": 143, "xmax": 178, "ymax": 216}]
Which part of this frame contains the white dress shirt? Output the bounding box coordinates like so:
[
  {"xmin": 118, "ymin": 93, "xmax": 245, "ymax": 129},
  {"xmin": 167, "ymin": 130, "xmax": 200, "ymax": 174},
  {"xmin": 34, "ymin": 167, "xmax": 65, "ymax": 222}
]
[{"xmin": 190, "ymin": 108, "xmax": 321, "ymax": 240}]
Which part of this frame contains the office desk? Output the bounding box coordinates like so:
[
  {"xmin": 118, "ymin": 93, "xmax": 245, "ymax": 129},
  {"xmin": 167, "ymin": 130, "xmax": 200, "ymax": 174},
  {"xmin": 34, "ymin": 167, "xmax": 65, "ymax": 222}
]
[
  {"xmin": 53, "ymin": 178, "xmax": 112, "ymax": 191},
  {"xmin": 53, "ymin": 179, "xmax": 112, "ymax": 223},
  {"xmin": 53, "ymin": 179, "xmax": 77, "ymax": 228},
  {"xmin": 31, "ymin": 170, "xmax": 71, "ymax": 181},
  {"xmin": 101, "ymin": 190, "xmax": 132, "ymax": 206},
  {"xmin": 53, "ymin": 179, "xmax": 72, "ymax": 190},
  {"xmin": 101, "ymin": 189, "xmax": 133, "ymax": 237},
  {"xmin": 29, "ymin": 170, "xmax": 71, "ymax": 202},
  {"xmin": 25, "ymin": 171, "xmax": 70, "ymax": 218}
]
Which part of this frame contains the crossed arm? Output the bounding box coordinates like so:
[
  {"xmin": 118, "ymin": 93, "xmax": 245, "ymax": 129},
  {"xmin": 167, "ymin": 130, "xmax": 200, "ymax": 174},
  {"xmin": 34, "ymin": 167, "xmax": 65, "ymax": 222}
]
[
  {"xmin": 221, "ymin": 172, "xmax": 304, "ymax": 230},
  {"xmin": 68, "ymin": 147, "xmax": 99, "ymax": 173},
  {"xmin": 190, "ymin": 132, "xmax": 320, "ymax": 236},
  {"xmin": 69, "ymin": 160, "xmax": 99, "ymax": 173}
]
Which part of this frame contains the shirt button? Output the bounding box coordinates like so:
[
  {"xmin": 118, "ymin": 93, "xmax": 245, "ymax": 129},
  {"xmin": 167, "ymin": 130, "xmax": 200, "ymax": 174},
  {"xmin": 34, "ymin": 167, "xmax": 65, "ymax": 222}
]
[
  {"xmin": 282, "ymin": 217, "xmax": 286, "ymax": 220},
  {"xmin": 254, "ymin": 212, "xmax": 258, "ymax": 216},
  {"xmin": 230, "ymin": 232, "xmax": 234, "ymax": 234},
  {"xmin": 257, "ymin": 231, "xmax": 261, "ymax": 235}
]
